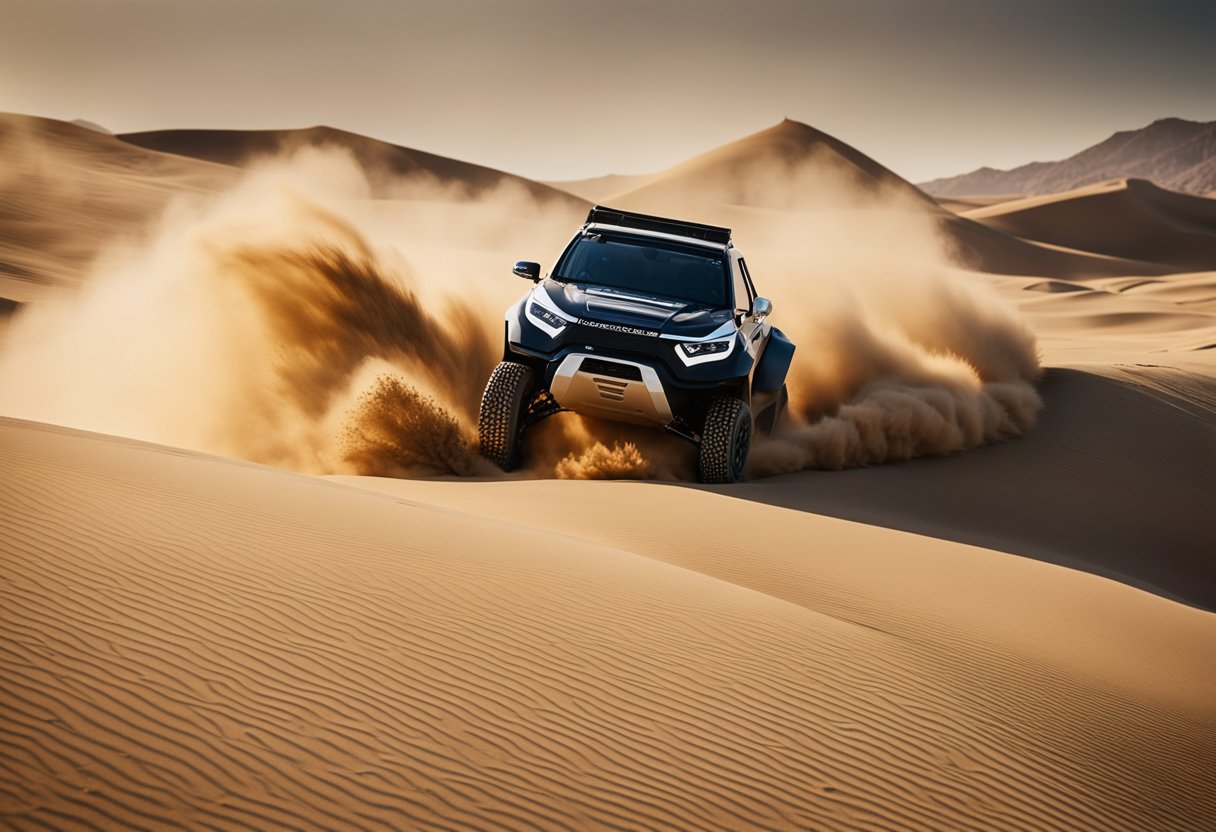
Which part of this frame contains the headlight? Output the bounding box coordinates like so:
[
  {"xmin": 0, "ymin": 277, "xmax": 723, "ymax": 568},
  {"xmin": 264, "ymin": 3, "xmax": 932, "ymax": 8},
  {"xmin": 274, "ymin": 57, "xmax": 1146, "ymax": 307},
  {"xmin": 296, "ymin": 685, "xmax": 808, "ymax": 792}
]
[
  {"xmin": 529, "ymin": 302, "xmax": 568, "ymax": 330},
  {"xmin": 678, "ymin": 339, "xmax": 731, "ymax": 358}
]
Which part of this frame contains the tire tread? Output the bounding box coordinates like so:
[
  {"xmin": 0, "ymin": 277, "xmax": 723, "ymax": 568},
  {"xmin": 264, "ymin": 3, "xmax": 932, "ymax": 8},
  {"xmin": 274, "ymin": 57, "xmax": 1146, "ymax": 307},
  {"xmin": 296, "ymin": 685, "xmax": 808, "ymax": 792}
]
[
  {"xmin": 478, "ymin": 362, "xmax": 534, "ymax": 471},
  {"xmin": 699, "ymin": 397, "xmax": 751, "ymax": 483}
]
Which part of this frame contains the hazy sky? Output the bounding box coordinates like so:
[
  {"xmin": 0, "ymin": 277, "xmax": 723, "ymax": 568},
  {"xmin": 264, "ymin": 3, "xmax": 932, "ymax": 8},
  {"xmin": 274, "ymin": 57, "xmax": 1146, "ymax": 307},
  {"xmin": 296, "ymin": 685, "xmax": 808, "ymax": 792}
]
[{"xmin": 3, "ymin": 0, "xmax": 1213, "ymax": 182}]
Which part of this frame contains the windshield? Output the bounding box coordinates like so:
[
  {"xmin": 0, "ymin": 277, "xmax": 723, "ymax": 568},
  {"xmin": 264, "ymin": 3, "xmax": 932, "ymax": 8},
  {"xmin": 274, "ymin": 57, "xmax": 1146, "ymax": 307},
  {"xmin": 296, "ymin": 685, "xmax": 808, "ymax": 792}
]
[{"xmin": 553, "ymin": 233, "xmax": 729, "ymax": 308}]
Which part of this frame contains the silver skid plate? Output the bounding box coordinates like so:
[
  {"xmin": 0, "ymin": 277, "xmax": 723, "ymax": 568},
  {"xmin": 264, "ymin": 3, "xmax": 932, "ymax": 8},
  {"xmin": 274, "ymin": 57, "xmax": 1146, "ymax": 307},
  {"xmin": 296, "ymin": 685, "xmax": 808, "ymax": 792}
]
[{"xmin": 548, "ymin": 354, "xmax": 673, "ymax": 426}]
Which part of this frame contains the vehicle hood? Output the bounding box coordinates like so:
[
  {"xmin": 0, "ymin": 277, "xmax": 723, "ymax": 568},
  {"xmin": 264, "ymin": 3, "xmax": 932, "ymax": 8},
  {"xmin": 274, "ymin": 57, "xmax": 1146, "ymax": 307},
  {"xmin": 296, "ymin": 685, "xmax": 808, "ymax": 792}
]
[{"xmin": 538, "ymin": 280, "xmax": 733, "ymax": 339}]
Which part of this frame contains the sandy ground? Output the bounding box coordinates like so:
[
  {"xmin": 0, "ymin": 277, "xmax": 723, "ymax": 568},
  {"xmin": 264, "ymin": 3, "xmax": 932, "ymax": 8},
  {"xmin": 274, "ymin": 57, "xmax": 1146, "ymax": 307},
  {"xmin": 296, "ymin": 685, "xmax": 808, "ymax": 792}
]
[{"xmin": 2, "ymin": 114, "xmax": 1214, "ymax": 830}]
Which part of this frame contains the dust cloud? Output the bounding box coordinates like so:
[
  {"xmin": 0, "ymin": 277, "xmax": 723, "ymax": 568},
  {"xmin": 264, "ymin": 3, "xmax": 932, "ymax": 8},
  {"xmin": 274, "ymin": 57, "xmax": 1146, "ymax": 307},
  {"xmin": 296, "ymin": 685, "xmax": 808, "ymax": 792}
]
[
  {"xmin": 715, "ymin": 161, "xmax": 1043, "ymax": 476},
  {"xmin": 745, "ymin": 236, "xmax": 1042, "ymax": 475},
  {"xmin": 0, "ymin": 138, "xmax": 1042, "ymax": 480},
  {"xmin": 0, "ymin": 147, "xmax": 507, "ymax": 474},
  {"xmin": 557, "ymin": 147, "xmax": 1043, "ymax": 478}
]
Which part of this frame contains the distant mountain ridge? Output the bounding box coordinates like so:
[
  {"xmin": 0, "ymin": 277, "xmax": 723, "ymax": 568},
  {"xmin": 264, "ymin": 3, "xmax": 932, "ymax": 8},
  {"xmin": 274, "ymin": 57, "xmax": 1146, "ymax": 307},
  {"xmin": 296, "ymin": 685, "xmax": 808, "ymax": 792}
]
[{"xmin": 920, "ymin": 118, "xmax": 1216, "ymax": 197}]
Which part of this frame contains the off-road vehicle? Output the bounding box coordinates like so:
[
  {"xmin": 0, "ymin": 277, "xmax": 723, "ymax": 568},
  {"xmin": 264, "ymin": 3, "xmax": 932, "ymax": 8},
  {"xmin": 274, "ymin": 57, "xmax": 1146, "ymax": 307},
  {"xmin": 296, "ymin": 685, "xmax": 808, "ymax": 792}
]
[{"xmin": 478, "ymin": 206, "xmax": 795, "ymax": 483}]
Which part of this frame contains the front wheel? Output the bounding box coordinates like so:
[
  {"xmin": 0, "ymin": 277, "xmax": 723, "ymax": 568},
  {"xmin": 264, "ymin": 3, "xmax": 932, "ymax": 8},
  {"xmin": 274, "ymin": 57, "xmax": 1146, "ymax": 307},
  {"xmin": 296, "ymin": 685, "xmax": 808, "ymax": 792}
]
[
  {"xmin": 698, "ymin": 397, "xmax": 752, "ymax": 483},
  {"xmin": 478, "ymin": 362, "xmax": 536, "ymax": 471}
]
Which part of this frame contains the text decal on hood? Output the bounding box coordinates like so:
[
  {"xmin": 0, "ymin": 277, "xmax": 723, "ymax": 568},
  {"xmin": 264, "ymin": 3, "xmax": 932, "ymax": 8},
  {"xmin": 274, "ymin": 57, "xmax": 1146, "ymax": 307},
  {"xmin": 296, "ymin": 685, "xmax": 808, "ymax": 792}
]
[{"xmin": 576, "ymin": 318, "xmax": 660, "ymax": 338}]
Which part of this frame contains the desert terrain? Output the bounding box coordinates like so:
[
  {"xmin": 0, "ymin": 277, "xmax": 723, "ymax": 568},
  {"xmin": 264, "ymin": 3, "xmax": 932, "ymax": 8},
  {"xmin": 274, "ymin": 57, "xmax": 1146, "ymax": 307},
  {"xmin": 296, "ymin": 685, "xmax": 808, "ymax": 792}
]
[{"xmin": 1, "ymin": 112, "xmax": 1214, "ymax": 830}]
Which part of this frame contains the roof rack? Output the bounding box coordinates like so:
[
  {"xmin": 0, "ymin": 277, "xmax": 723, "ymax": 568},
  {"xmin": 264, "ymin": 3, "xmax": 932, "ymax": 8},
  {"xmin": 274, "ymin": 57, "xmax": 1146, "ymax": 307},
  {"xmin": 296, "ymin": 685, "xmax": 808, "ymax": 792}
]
[{"xmin": 586, "ymin": 205, "xmax": 731, "ymax": 245}]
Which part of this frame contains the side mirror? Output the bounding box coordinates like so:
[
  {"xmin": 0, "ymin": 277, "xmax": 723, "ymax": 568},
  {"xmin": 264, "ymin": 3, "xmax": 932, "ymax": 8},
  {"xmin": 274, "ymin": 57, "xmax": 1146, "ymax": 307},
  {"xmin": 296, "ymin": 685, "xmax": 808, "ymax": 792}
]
[
  {"xmin": 753, "ymin": 296, "xmax": 772, "ymax": 320},
  {"xmin": 513, "ymin": 261, "xmax": 541, "ymax": 282}
]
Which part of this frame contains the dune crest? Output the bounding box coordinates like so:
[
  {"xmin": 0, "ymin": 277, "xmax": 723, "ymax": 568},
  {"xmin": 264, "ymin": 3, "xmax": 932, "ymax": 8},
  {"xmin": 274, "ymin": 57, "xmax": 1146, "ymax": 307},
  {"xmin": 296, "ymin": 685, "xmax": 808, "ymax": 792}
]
[{"xmin": 965, "ymin": 178, "xmax": 1216, "ymax": 270}]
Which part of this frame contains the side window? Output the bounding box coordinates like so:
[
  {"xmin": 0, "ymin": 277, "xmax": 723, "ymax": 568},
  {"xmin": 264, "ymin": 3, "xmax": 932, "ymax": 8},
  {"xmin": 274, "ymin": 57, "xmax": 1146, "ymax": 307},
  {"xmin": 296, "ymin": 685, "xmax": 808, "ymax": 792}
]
[{"xmin": 731, "ymin": 258, "xmax": 752, "ymax": 314}]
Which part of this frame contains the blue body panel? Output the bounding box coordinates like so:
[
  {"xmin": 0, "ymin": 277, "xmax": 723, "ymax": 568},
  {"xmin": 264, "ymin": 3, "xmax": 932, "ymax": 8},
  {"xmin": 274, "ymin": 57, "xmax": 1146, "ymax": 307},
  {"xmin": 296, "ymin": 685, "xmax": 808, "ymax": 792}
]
[{"xmin": 753, "ymin": 327, "xmax": 795, "ymax": 392}]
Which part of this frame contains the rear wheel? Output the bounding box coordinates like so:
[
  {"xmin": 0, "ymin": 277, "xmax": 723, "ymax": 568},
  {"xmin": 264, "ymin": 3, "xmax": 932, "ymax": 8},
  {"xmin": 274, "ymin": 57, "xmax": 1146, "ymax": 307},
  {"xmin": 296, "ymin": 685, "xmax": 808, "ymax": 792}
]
[
  {"xmin": 478, "ymin": 362, "xmax": 536, "ymax": 471},
  {"xmin": 698, "ymin": 397, "xmax": 752, "ymax": 483}
]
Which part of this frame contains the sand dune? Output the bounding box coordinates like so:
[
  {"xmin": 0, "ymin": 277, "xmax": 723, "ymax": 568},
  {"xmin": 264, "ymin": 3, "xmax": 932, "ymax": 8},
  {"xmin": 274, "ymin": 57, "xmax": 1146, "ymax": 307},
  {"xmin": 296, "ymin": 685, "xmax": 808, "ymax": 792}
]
[
  {"xmin": 0, "ymin": 114, "xmax": 1164, "ymax": 301},
  {"xmin": 0, "ymin": 114, "xmax": 237, "ymax": 286},
  {"xmin": 941, "ymin": 214, "xmax": 1174, "ymax": 277},
  {"xmin": 3, "ymin": 416, "xmax": 1214, "ymax": 830},
  {"xmin": 607, "ymin": 118, "xmax": 934, "ymax": 211},
  {"xmin": 1022, "ymin": 286, "xmax": 1216, "ymax": 349},
  {"xmin": 933, "ymin": 194, "xmax": 1023, "ymax": 213},
  {"xmin": 3, "ymin": 111, "xmax": 1216, "ymax": 830},
  {"xmin": 342, "ymin": 363, "xmax": 1215, "ymax": 610},
  {"xmin": 754, "ymin": 365, "xmax": 1215, "ymax": 606},
  {"xmin": 599, "ymin": 120, "xmax": 1171, "ymax": 279},
  {"xmin": 544, "ymin": 173, "xmax": 648, "ymax": 202},
  {"xmin": 1106, "ymin": 271, "xmax": 1216, "ymax": 311},
  {"xmin": 119, "ymin": 125, "xmax": 586, "ymax": 207},
  {"xmin": 966, "ymin": 178, "xmax": 1216, "ymax": 271}
]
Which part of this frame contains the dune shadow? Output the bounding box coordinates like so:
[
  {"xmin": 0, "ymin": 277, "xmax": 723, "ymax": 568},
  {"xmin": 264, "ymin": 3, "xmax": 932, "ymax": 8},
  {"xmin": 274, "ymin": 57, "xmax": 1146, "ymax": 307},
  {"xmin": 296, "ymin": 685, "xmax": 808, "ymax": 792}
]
[{"xmin": 679, "ymin": 368, "xmax": 1215, "ymax": 610}]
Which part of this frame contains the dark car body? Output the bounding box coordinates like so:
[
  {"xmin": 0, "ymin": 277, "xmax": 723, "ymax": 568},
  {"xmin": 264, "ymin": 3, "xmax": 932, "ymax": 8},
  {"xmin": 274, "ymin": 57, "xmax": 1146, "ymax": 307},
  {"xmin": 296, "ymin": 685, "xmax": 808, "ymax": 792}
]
[
  {"xmin": 500, "ymin": 207, "xmax": 795, "ymax": 440},
  {"xmin": 478, "ymin": 206, "xmax": 795, "ymax": 481}
]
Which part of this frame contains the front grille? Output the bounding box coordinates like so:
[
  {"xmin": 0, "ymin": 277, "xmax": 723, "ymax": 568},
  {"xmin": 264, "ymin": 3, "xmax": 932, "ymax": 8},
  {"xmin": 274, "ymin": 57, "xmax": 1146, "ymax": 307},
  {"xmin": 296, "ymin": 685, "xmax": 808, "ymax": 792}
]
[
  {"xmin": 566, "ymin": 324, "xmax": 680, "ymax": 375},
  {"xmin": 580, "ymin": 358, "xmax": 643, "ymax": 381},
  {"xmin": 568, "ymin": 324, "xmax": 663, "ymax": 352}
]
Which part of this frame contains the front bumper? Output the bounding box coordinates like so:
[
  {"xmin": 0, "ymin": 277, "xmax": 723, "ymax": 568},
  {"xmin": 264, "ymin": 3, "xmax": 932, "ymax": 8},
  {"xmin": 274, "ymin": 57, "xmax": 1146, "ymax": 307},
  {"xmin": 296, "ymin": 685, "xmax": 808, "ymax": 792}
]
[
  {"xmin": 509, "ymin": 301, "xmax": 754, "ymax": 384},
  {"xmin": 505, "ymin": 295, "xmax": 755, "ymax": 425}
]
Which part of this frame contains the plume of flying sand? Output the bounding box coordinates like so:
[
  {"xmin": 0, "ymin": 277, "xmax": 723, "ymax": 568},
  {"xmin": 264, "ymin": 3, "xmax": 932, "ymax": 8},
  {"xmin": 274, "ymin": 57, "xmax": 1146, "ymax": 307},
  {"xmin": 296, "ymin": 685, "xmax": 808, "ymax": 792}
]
[
  {"xmin": 554, "ymin": 441, "xmax": 650, "ymax": 480},
  {"xmin": 0, "ymin": 147, "xmax": 504, "ymax": 473},
  {"xmin": 341, "ymin": 375, "xmax": 486, "ymax": 477},
  {"xmin": 0, "ymin": 138, "xmax": 1041, "ymax": 480}
]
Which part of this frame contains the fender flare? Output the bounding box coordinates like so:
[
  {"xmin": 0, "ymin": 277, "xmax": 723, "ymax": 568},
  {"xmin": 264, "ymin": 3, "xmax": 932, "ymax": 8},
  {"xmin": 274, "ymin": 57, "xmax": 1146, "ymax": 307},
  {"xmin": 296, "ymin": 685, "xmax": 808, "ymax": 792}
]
[{"xmin": 753, "ymin": 327, "xmax": 796, "ymax": 393}]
